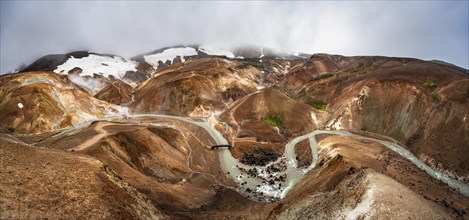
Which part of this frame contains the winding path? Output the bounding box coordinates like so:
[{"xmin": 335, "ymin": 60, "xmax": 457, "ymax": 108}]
[
  {"xmin": 63, "ymin": 113, "xmax": 469, "ymax": 199},
  {"xmin": 69, "ymin": 122, "xmax": 111, "ymax": 151},
  {"xmin": 129, "ymin": 114, "xmax": 469, "ymax": 199}
]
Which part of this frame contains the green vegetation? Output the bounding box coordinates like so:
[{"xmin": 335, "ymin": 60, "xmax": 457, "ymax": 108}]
[
  {"xmin": 7, "ymin": 127, "xmax": 15, "ymax": 133},
  {"xmin": 263, "ymin": 116, "xmax": 283, "ymax": 127},
  {"xmin": 312, "ymin": 69, "xmax": 362, "ymax": 81},
  {"xmin": 431, "ymin": 92, "xmax": 441, "ymax": 102},
  {"xmin": 313, "ymin": 72, "xmax": 335, "ymax": 80},
  {"xmin": 240, "ymin": 59, "xmax": 273, "ymax": 73},
  {"xmin": 422, "ymin": 82, "xmax": 437, "ymax": 89},
  {"xmin": 421, "ymin": 82, "xmax": 440, "ymax": 102},
  {"xmin": 309, "ymin": 100, "xmax": 327, "ymax": 111}
]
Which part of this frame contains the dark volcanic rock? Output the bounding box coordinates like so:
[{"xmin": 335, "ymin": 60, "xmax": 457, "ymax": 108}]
[
  {"xmin": 68, "ymin": 67, "xmax": 83, "ymax": 75},
  {"xmin": 19, "ymin": 51, "xmax": 115, "ymax": 73},
  {"xmin": 20, "ymin": 54, "xmax": 70, "ymax": 72},
  {"xmin": 240, "ymin": 147, "xmax": 280, "ymax": 166},
  {"xmin": 123, "ymin": 71, "xmax": 151, "ymax": 83}
]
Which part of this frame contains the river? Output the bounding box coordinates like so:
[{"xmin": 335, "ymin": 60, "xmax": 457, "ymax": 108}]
[{"xmin": 126, "ymin": 114, "xmax": 469, "ymax": 200}]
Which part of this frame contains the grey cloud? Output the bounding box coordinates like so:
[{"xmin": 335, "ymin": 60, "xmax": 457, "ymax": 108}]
[{"xmin": 1, "ymin": 1, "xmax": 468, "ymax": 73}]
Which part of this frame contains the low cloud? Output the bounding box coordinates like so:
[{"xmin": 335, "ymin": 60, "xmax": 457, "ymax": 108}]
[{"xmin": 1, "ymin": 1, "xmax": 468, "ymax": 73}]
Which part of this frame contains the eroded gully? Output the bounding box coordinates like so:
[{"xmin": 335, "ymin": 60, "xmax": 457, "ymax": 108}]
[
  {"xmin": 126, "ymin": 114, "xmax": 469, "ymax": 200},
  {"xmin": 56, "ymin": 113, "xmax": 469, "ymax": 200}
]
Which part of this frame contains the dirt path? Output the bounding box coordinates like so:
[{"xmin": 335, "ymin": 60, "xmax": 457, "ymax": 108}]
[
  {"xmin": 69, "ymin": 122, "xmax": 112, "ymax": 151},
  {"xmin": 63, "ymin": 114, "xmax": 469, "ymax": 198}
]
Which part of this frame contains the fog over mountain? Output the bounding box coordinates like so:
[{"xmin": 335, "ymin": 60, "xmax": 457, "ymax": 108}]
[
  {"xmin": 1, "ymin": 2, "xmax": 469, "ymax": 218},
  {"xmin": 1, "ymin": 1, "xmax": 468, "ymax": 73}
]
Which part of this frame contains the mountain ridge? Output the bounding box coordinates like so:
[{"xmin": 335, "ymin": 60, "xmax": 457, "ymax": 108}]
[{"xmin": 1, "ymin": 45, "xmax": 468, "ymax": 219}]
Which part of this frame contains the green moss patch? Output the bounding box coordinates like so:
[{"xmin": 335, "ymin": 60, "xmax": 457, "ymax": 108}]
[
  {"xmin": 422, "ymin": 82, "xmax": 437, "ymax": 89},
  {"xmin": 309, "ymin": 101, "xmax": 327, "ymax": 111},
  {"xmin": 431, "ymin": 92, "xmax": 441, "ymax": 102},
  {"xmin": 263, "ymin": 117, "xmax": 283, "ymax": 127},
  {"xmin": 312, "ymin": 72, "xmax": 335, "ymax": 80}
]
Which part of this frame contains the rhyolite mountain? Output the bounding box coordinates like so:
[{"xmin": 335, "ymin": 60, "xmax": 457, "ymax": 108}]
[{"xmin": 1, "ymin": 45, "xmax": 468, "ymax": 219}]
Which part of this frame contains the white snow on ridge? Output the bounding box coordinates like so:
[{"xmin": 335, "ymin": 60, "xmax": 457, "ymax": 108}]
[
  {"xmin": 144, "ymin": 47, "xmax": 198, "ymax": 69},
  {"xmin": 198, "ymin": 45, "xmax": 235, "ymax": 58},
  {"xmin": 292, "ymin": 52, "xmax": 309, "ymax": 58},
  {"xmin": 345, "ymin": 186, "xmax": 374, "ymax": 220},
  {"xmin": 68, "ymin": 74, "xmax": 106, "ymax": 95},
  {"xmin": 54, "ymin": 54, "xmax": 137, "ymax": 79}
]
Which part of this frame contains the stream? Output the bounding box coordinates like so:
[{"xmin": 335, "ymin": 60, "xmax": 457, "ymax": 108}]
[
  {"xmin": 48, "ymin": 113, "xmax": 468, "ymax": 201},
  {"xmin": 127, "ymin": 114, "xmax": 469, "ymax": 201}
]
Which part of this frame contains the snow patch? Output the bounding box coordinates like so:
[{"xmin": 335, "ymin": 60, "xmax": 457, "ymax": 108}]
[
  {"xmin": 351, "ymin": 86, "xmax": 370, "ymax": 109},
  {"xmin": 55, "ymin": 54, "xmax": 137, "ymax": 79},
  {"xmin": 198, "ymin": 45, "xmax": 235, "ymax": 58},
  {"xmin": 122, "ymin": 79, "xmax": 137, "ymax": 88},
  {"xmin": 144, "ymin": 47, "xmax": 198, "ymax": 69},
  {"xmin": 292, "ymin": 52, "xmax": 309, "ymax": 58},
  {"xmin": 106, "ymin": 105, "xmax": 130, "ymax": 117},
  {"xmin": 345, "ymin": 185, "xmax": 374, "ymax": 220},
  {"xmin": 311, "ymin": 112, "xmax": 320, "ymax": 126},
  {"xmin": 17, "ymin": 103, "xmax": 23, "ymax": 109},
  {"xmin": 68, "ymin": 74, "xmax": 106, "ymax": 95},
  {"xmin": 326, "ymin": 118, "xmax": 343, "ymax": 130}
]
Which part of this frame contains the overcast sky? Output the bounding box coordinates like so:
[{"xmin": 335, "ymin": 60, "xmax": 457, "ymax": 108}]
[{"xmin": 1, "ymin": 1, "xmax": 468, "ymax": 73}]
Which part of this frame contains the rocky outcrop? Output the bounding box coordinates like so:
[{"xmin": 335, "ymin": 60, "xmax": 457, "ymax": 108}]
[{"xmin": 94, "ymin": 80, "xmax": 133, "ymax": 105}]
